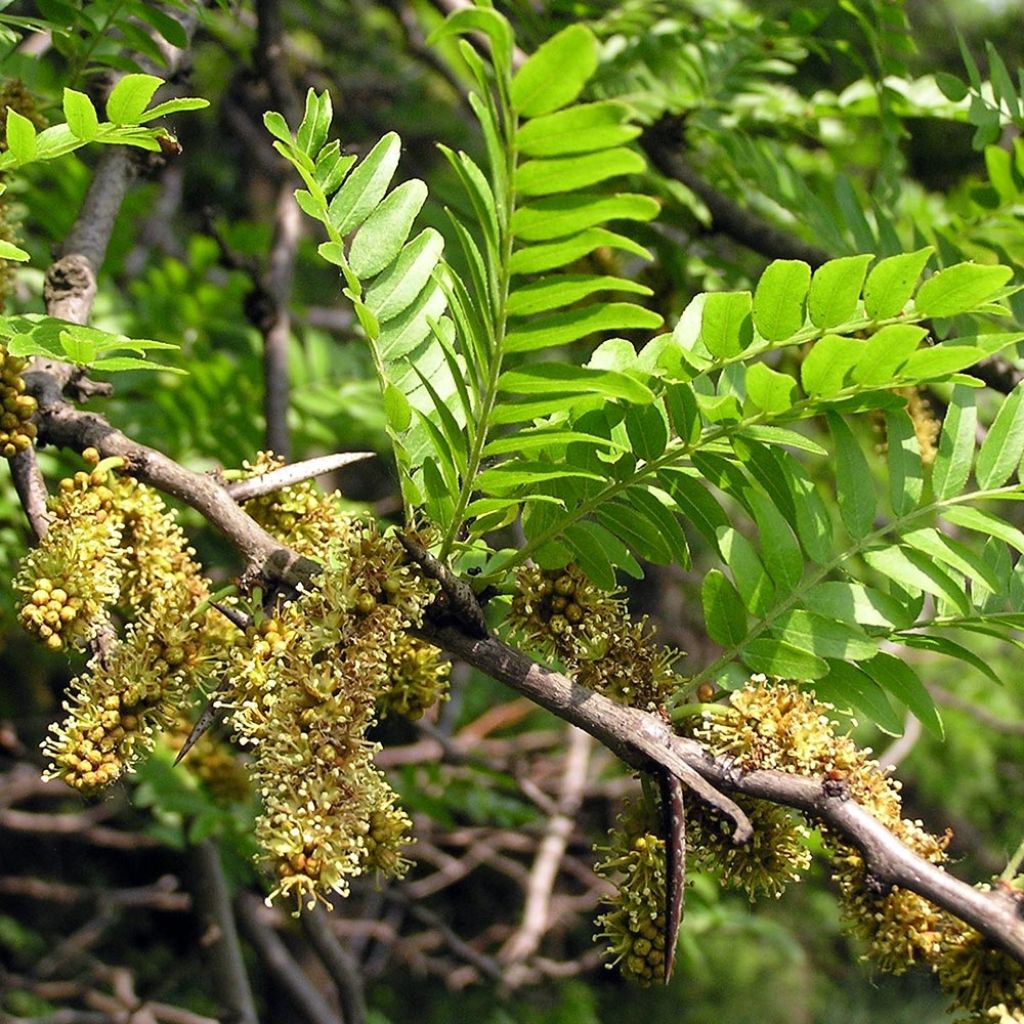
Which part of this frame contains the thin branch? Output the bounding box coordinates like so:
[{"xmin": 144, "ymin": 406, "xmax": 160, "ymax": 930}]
[
  {"xmin": 500, "ymin": 728, "xmax": 591, "ymax": 966},
  {"xmin": 0, "ymin": 807, "xmax": 161, "ymax": 850},
  {"xmin": 225, "ymin": 452, "xmax": 376, "ymax": 502},
  {"xmin": 928, "ymin": 683, "xmax": 1024, "ymax": 735},
  {"xmin": 186, "ymin": 841, "xmax": 259, "ymax": 1024},
  {"xmin": 0, "ymin": 875, "xmax": 189, "ymax": 911},
  {"xmin": 641, "ymin": 117, "xmax": 831, "ymax": 268},
  {"xmin": 235, "ymin": 893, "xmax": 340, "ymax": 1024},
  {"xmin": 9, "ymin": 449, "xmax": 50, "ymax": 540},
  {"xmin": 301, "ymin": 905, "xmax": 367, "ymax": 1024}
]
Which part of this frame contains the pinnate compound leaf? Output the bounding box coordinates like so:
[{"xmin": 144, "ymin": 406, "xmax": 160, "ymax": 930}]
[
  {"xmin": 511, "ymin": 25, "xmax": 598, "ymax": 117},
  {"xmin": 701, "ymin": 569, "xmax": 748, "ymax": 646},
  {"xmin": 914, "ymin": 263, "xmax": 1013, "ymax": 318},
  {"xmin": 809, "ymin": 254, "xmax": 873, "ymax": 328},
  {"xmin": 863, "ymin": 247, "xmax": 933, "ymax": 319},
  {"xmin": 827, "ymin": 413, "xmax": 875, "ymax": 539},
  {"xmin": 328, "ymin": 133, "xmax": 402, "ymax": 236},
  {"xmin": 932, "ymin": 385, "xmax": 977, "ymax": 500},
  {"xmin": 348, "ymin": 179, "xmax": 427, "ymax": 279},
  {"xmin": 860, "ymin": 653, "xmax": 942, "ymax": 739},
  {"xmin": 752, "ymin": 260, "xmax": 810, "ymax": 342},
  {"xmin": 701, "ymin": 291, "xmax": 753, "ymax": 358},
  {"xmin": 975, "ymin": 383, "xmax": 1024, "ymax": 489}
]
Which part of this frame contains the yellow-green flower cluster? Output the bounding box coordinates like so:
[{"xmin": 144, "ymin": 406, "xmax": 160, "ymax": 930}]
[
  {"xmin": 241, "ymin": 451, "xmax": 356, "ymax": 556},
  {"xmin": 510, "ymin": 564, "xmax": 680, "ymax": 711},
  {"xmin": 684, "ymin": 679, "xmax": 1024, "ymax": 1018},
  {"xmin": 687, "ymin": 794, "xmax": 811, "ymax": 901},
  {"xmin": 41, "ymin": 611, "xmax": 207, "ymax": 791},
  {"xmin": 220, "ymin": 524, "xmax": 437, "ymax": 909},
  {"xmin": 594, "ymin": 800, "xmax": 669, "ymax": 985},
  {"xmin": 378, "ymin": 634, "xmax": 450, "ymax": 720},
  {"xmin": 0, "ymin": 346, "xmax": 37, "ymax": 459}
]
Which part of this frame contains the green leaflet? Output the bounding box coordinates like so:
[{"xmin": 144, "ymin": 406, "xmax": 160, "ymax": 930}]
[
  {"xmin": 860, "ymin": 653, "xmax": 942, "ymax": 739},
  {"xmin": 862, "ymin": 545, "xmax": 971, "ymax": 616},
  {"xmin": 328, "ymin": 132, "xmax": 401, "ymax": 235},
  {"xmin": 509, "ymin": 228, "xmax": 650, "ymax": 274},
  {"xmin": 497, "ymin": 364, "xmax": 655, "ymax": 403},
  {"xmin": 932, "ymin": 385, "xmax": 977, "ymax": 500},
  {"xmin": 106, "ymin": 73, "xmax": 162, "ymax": 124},
  {"xmin": 506, "ymin": 274, "xmax": 652, "ymax": 317},
  {"xmin": 770, "ymin": 609, "xmax": 878, "ymax": 661},
  {"xmin": 365, "ymin": 229, "xmax": 445, "ymax": 322},
  {"xmin": 701, "ymin": 291, "xmax": 753, "ymax": 357},
  {"xmin": 752, "ymin": 259, "xmax": 810, "ymax": 341},
  {"xmin": 702, "ymin": 569, "xmax": 748, "ymax": 646},
  {"xmin": 827, "ymin": 413, "xmax": 875, "ymax": 539},
  {"xmin": 808, "ymin": 254, "xmax": 873, "ymax": 329},
  {"xmin": 816, "ymin": 661, "xmax": 902, "ymax": 734},
  {"xmin": 511, "ymin": 193, "xmax": 659, "ymax": 241},
  {"xmin": 801, "ymin": 335, "xmax": 865, "ymax": 397},
  {"xmin": 941, "ymin": 505, "xmax": 1024, "ymax": 554},
  {"xmin": 862, "ymin": 247, "xmax": 933, "ymax": 319},
  {"xmin": 975, "ymin": 383, "xmax": 1024, "ymax": 489},
  {"xmin": 717, "ymin": 527, "xmax": 775, "ymax": 617},
  {"xmin": 565, "ymin": 520, "xmax": 643, "ymax": 588},
  {"xmin": 802, "ymin": 581, "xmax": 915, "ymax": 629},
  {"xmin": 850, "ymin": 324, "xmax": 927, "ymax": 385},
  {"xmin": 746, "ymin": 363, "xmax": 799, "ymax": 414},
  {"xmin": 914, "ymin": 262, "xmax": 1013, "ymax": 318},
  {"xmin": 515, "ymin": 149, "xmax": 647, "ymax": 197},
  {"xmin": 885, "ymin": 409, "xmax": 923, "ymax": 517},
  {"xmin": 900, "ymin": 527, "xmax": 1002, "ymax": 593},
  {"xmin": 348, "ymin": 179, "xmax": 427, "ymax": 279},
  {"xmin": 747, "ymin": 490, "xmax": 803, "ymax": 594},
  {"xmin": 516, "ymin": 102, "xmax": 640, "ymax": 156},
  {"xmin": 742, "ymin": 639, "xmax": 828, "ymax": 681},
  {"xmin": 63, "ymin": 88, "xmax": 99, "ymax": 140},
  {"xmin": 510, "ymin": 24, "xmax": 598, "ymax": 117},
  {"xmin": 505, "ymin": 303, "xmax": 662, "ymax": 352}
]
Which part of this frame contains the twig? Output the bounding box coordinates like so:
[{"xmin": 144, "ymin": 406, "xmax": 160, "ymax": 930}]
[
  {"xmin": 928, "ymin": 684, "xmax": 1024, "ymax": 735},
  {"xmin": 225, "ymin": 452, "xmax": 376, "ymax": 502},
  {"xmin": 641, "ymin": 117, "xmax": 831, "ymax": 268},
  {"xmin": 186, "ymin": 841, "xmax": 259, "ymax": 1024},
  {"xmin": 0, "ymin": 807, "xmax": 161, "ymax": 850},
  {"xmin": 0, "ymin": 874, "xmax": 190, "ymax": 911},
  {"xmin": 235, "ymin": 893, "xmax": 340, "ymax": 1024},
  {"xmin": 301, "ymin": 905, "xmax": 367, "ymax": 1024},
  {"xmin": 500, "ymin": 728, "xmax": 591, "ymax": 966},
  {"xmin": 8, "ymin": 448, "xmax": 50, "ymax": 540}
]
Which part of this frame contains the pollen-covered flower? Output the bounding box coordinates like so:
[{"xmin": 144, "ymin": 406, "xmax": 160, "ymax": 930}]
[
  {"xmin": 933, "ymin": 913, "xmax": 1024, "ymax": 1017},
  {"xmin": 0, "ymin": 346, "xmax": 37, "ymax": 456},
  {"xmin": 378, "ymin": 634, "xmax": 450, "ymax": 720}
]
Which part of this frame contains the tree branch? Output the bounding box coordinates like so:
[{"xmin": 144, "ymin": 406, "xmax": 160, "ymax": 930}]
[
  {"xmin": 420, "ymin": 624, "xmax": 1024, "ymax": 968},
  {"xmin": 187, "ymin": 840, "xmax": 259, "ymax": 1024}
]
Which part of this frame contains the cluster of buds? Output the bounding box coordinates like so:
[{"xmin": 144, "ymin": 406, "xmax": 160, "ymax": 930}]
[
  {"xmin": 378, "ymin": 634, "xmax": 450, "ymax": 720},
  {"xmin": 510, "ymin": 564, "xmax": 680, "ymax": 711},
  {"xmin": 0, "ymin": 347, "xmax": 37, "ymax": 458},
  {"xmin": 594, "ymin": 800, "xmax": 669, "ymax": 985},
  {"xmin": 682, "ymin": 679, "xmax": 1024, "ymax": 1018}
]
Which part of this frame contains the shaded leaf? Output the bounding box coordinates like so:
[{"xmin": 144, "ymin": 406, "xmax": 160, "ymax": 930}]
[
  {"xmin": 702, "ymin": 569, "xmax": 748, "ymax": 645},
  {"xmin": 860, "ymin": 653, "xmax": 942, "ymax": 739},
  {"xmin": 742, "ymin": 639, "xmax": 828, "ymax": 681},
  {"xmin": 827, "ymin": 413, "xmax": 875, "ymax": 539}
]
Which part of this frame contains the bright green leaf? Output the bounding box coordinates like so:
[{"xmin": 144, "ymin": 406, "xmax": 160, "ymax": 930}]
[
  {"xmin": 804, "ymin": 581, "xmax": 915, "ymax": 629},
  {"xmin": 915, "ymin": 262, "xmax": 1013, "ymax": 318},
  {"xmin": 809, "ymin": 254, "xmax": 873, "ymax": 328},
  {"xmin": 106, "ymin": 73, "xmax": 162, "ymax": 125},
  {"xmin": 701, "ymin": 291, "xmax": 753, "ymax": 358},
  {"xmin": 747, "ymin": 363, "xmax": 799, "ymax": 414},
  {"xmin": 863, "ymin": 247, "xmax": 933, "ymax": 319},
  {"xmin": 328, "ymin": 132, "xmax": 402, "ymax": 236},
  {"xmin": 348, "ymin": 179, "xmax": 427, "ymax": 279},
  {"xmin": 62, "ymin": 88, "xmax": 99, "ymax": 140},
  {"xmin": 932, "ymin": 385, "xmax": 977, "ymax": 500},
  {"xmin": 511, "ymin": 192, "xmax": 659, "ymax": 242},
  {"xmin": 752, "ymin": 259, "xmax": 810, "ymax": 342},
  {"xmin": 511, "ymin": 25, "xmax": 598, "ymax": 117},
  {"xmin": 515, "ymin": 148, "xmax": 647, "ymax": 197},
  {"xmin": 742, "ymin": 639, "xmax": 828, "ymax": 681},
  {"xmin": 516, "ymin": 101, "xmax": 639, "ymax": 156},
  {"xmin": 975, "ymin": 383, "xmax": 1024, "ymax": 489},
  {"xmin": 772, "ymin": 609, "xmax": 878, "ymax": 660}
]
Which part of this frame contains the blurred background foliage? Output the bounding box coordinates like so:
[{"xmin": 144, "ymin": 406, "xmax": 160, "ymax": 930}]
[{"xmin": 1, "ymin": 0, "xmax": 1023, "ymax": 1021}]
